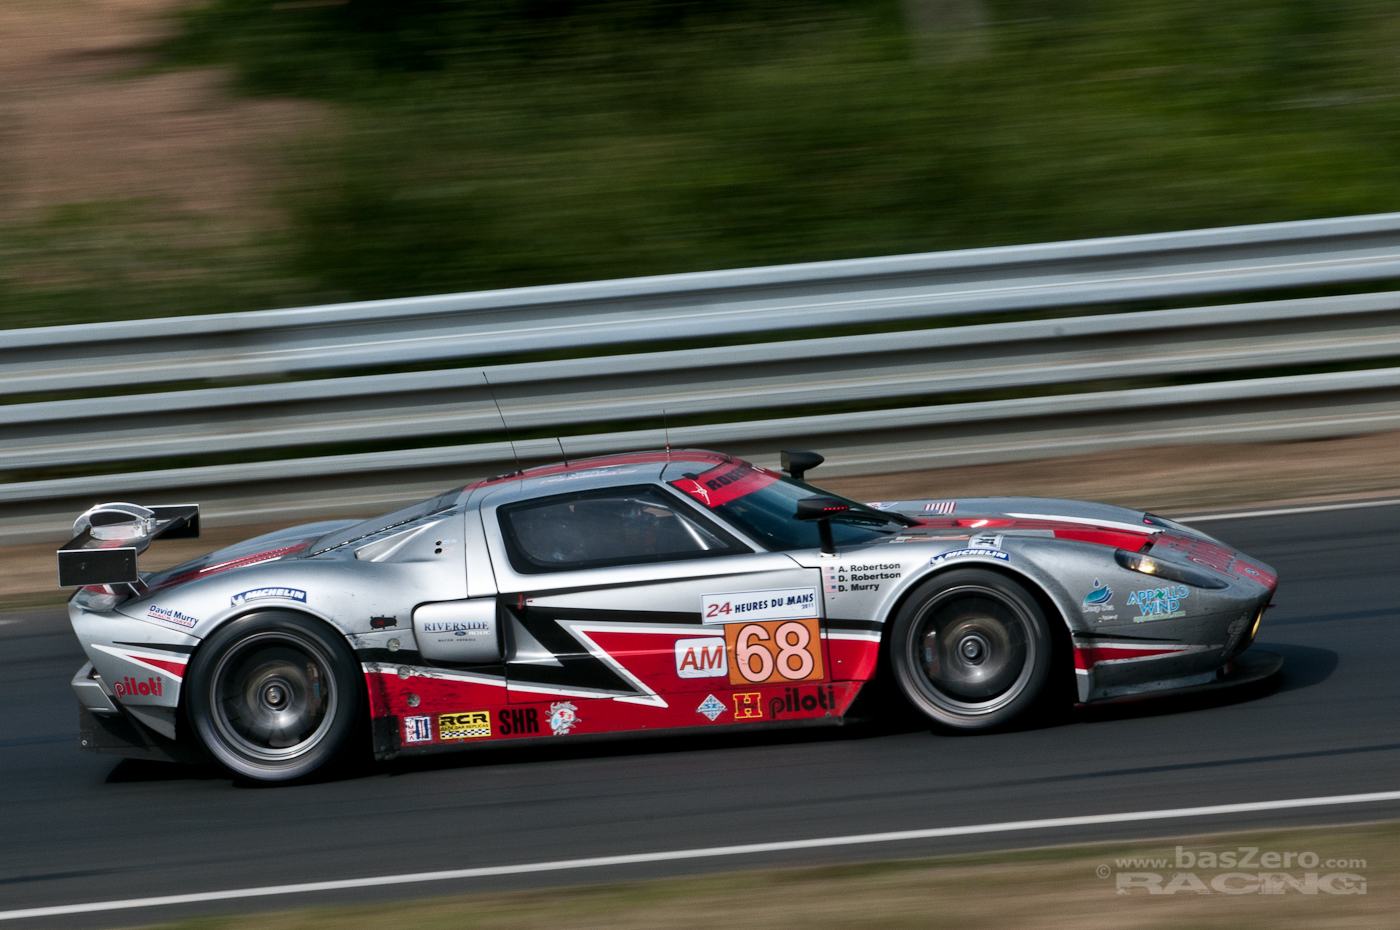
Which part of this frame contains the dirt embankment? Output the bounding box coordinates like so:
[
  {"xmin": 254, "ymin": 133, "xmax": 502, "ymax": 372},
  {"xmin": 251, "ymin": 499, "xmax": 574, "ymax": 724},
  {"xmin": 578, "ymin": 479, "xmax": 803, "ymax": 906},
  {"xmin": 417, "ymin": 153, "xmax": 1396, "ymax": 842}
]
[{"xmin": 0, "ymin": 0, "xmax": 324, "ymax": 305}]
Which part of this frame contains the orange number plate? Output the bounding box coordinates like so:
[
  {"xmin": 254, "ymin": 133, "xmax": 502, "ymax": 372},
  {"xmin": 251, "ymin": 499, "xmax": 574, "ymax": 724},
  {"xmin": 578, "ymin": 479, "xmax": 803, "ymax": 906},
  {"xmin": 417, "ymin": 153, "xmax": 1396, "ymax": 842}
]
[{"xmin": 725, "ymin": 616, "xmax": 824, "ymax": 685}]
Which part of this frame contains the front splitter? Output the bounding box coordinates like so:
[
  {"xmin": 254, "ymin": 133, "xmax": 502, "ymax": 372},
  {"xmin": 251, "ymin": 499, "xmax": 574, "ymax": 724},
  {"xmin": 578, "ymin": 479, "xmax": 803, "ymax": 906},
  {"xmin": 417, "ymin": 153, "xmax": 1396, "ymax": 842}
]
[{"xmin": 1080, "ymin": 648, "xmax": 1284, "ymax": 707}]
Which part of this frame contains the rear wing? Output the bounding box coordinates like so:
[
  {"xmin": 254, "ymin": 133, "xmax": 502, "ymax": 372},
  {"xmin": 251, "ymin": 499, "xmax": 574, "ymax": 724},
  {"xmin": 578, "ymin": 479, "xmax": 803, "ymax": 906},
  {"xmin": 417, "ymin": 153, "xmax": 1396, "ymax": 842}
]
[{"xmin": 57, "ymin": 502, "xmax": 200, "ymax": 588}]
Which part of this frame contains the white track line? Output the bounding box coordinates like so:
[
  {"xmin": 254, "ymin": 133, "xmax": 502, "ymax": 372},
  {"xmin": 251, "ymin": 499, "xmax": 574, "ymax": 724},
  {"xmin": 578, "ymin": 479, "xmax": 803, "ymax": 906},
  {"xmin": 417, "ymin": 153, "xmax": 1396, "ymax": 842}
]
[
  {"xmin": 6, "ymin": 789, "xmax": 1400, "ymax": 922},
  {"xmin": 1178, "ymin": 497, "xmax": 1400, "ymax": 522}
]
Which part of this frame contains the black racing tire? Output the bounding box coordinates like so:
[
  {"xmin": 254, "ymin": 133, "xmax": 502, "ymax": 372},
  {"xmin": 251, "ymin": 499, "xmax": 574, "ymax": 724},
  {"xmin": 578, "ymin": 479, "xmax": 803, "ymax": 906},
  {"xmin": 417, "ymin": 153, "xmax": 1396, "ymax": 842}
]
[
  {"xmin": 185, "ymin": 611, "xmax": 361, "ymax": 782},
  {"xmin": 888, "ymin": 568, "xmax": 1052, "ymax": 730}
]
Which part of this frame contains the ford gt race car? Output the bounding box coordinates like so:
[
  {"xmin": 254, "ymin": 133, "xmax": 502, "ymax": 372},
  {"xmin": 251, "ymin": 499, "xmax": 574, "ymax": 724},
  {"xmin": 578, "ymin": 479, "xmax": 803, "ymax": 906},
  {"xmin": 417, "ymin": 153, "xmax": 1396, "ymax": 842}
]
[{"xmin": 60, "ymin": 450, "xmax": 1281, "ymax": 782}]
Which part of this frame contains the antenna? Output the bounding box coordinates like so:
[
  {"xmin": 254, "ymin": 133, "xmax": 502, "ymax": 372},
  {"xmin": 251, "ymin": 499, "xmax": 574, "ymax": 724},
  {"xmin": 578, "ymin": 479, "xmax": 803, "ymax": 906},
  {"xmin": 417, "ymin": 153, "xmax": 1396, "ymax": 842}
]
[
  {"xmin": 663, "ymin": 409, "xmax": 671, "ymax": 459},
  {"xmin": 556, "ymin": 436, "xmax": 570, "ymax": 466},
  {"xmin": 482, "ymin": 372, "xmax": 523, "ymax": 475}
]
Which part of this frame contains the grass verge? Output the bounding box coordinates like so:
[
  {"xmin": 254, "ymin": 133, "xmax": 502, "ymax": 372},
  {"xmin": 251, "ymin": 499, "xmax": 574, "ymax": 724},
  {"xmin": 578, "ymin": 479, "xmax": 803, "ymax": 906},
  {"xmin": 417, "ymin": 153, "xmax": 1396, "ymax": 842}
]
[{"xmin": 141, "ymin": 821, "xmax": 1393, "ymax": 930}]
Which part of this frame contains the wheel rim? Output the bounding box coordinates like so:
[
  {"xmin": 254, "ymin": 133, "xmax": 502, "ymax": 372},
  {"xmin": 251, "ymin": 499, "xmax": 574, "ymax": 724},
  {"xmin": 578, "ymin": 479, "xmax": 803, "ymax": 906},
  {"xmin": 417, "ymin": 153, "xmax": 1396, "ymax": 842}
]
[
  {"xmin": 208, "ymin": 630, "xmax": 338, "ymax": 764},
  {"xmin": 908, "ymin": 584, "xmax": 1038, "ymax": 716}
]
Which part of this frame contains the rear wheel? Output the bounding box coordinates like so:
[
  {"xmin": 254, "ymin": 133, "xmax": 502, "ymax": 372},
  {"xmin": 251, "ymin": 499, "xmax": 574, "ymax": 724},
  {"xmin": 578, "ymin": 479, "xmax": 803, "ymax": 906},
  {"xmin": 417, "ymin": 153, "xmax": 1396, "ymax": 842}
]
[
  {"xmin": 889, "ymin": 569, "xmax": 1052, "ymax": 729},
  {"xmin": 186, "ymin": 611, "xmax": 360, "ymax": 782}
]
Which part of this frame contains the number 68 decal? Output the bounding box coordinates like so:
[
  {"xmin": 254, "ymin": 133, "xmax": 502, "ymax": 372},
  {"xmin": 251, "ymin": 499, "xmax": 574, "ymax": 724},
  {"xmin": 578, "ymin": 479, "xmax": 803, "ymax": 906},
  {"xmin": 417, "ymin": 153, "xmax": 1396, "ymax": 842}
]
[{"xmin": 724, "ymin": 616, "xmax": 825, "ymax": 685}]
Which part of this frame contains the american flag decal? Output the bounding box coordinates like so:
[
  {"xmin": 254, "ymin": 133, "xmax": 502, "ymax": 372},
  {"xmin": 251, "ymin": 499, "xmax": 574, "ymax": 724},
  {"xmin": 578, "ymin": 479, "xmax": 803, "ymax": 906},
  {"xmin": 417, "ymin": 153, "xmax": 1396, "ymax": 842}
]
[{"xmin": 923, "ymin": 501, "xmax": 957, "ymax": 515}]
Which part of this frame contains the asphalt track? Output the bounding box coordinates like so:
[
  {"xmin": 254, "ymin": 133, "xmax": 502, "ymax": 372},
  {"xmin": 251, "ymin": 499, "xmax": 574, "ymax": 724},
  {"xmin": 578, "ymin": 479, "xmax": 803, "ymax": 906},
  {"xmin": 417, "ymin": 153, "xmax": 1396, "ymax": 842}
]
[{"xmin": 3, "ymin": 502, "xmax": 1399, "ymax": 927}]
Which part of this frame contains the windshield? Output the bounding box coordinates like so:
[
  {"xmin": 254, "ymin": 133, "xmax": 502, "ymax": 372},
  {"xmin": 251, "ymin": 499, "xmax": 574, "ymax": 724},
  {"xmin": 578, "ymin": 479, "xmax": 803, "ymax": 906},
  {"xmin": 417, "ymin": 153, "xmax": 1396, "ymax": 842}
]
[{"xmin": 669, "ymin": 460, "xmax": 906, "ymax": 551}]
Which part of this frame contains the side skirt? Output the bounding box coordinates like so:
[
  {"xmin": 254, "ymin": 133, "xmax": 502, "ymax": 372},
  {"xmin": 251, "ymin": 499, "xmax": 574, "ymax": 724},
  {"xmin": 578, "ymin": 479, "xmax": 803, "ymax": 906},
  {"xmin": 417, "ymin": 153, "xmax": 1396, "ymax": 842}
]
[{"xmin": 374, "ymin": 713, "xmax": 850, "ymax": 761}]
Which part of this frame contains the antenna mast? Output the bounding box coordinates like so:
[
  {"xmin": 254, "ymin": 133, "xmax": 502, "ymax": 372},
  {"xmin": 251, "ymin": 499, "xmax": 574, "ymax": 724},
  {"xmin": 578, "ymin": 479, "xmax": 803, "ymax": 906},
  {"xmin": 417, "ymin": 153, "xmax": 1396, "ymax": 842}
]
[{"xmin": 482, "ymin": 372, "xmax": 523, "ymax": 475}]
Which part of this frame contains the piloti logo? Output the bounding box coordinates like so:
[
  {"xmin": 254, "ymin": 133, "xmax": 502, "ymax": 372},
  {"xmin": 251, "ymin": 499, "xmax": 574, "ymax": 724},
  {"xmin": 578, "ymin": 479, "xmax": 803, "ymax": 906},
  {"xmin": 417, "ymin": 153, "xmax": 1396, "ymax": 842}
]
[
  {"xmin": 113, "ymin": 675, "xmax": 163, "ymax": 697},
  {"xmin": 769, "ymin": 685, "xmax": 835, "ymax": 718}
]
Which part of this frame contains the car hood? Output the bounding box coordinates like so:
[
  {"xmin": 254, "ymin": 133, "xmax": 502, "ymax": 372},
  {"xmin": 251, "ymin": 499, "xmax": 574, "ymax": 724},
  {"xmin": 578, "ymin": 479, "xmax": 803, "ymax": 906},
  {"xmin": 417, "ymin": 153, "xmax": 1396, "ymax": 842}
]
[
  {"xmin": 868, "ymin": 495, "xmax": 1275, "ymax": 588},
  {"xmin": 869, "ymin": 496, "xmax": 1153, "ymax": 529}
]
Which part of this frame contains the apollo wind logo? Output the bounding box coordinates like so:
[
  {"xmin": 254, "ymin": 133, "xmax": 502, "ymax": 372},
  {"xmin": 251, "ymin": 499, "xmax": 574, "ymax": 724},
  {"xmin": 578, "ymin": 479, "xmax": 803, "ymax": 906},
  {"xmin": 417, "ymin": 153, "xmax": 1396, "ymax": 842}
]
[{"xmin": 1102, "ymin": 846, "xmax": 1367, "ymax": 895}]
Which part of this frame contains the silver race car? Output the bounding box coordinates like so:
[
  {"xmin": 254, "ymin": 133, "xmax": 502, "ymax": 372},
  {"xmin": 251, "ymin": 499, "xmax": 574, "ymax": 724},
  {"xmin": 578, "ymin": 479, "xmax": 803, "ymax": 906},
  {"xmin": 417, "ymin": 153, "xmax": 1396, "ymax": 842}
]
[{"xmin": 60, "ymin": 450, "xmax": 1281, "ymax": 782}]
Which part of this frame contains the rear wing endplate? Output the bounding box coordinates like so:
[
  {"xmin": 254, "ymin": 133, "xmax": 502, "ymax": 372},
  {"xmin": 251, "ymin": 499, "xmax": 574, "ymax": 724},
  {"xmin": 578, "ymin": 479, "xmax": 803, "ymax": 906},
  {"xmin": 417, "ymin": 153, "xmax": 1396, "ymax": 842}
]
[{"xmin": 57, "ymin": 503, "xmax": 200, "ymax": 588}]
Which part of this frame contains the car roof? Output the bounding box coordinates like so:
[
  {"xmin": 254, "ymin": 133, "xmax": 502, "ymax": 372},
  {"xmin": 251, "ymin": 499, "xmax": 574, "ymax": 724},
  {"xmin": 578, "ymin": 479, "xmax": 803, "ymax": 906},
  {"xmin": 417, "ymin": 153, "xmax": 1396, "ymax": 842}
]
[{"xmin": 462, "ymin": 449, "xmax": 735, "ymax": 502}]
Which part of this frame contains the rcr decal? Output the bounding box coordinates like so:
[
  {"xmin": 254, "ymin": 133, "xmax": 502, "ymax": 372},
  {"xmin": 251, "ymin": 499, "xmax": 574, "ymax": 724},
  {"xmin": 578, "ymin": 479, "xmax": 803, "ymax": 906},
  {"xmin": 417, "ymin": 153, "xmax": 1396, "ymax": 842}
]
[
  {"xmin": 674, "ymin": 637, "xmax": 727, "ymax": 678},
  {"xmin": 702, "ymin": 587, "xmax": 818, "ymax": 624},
  {"xmin": 439, "ymin": 711, "xmax": 492, "ymax": 739}
]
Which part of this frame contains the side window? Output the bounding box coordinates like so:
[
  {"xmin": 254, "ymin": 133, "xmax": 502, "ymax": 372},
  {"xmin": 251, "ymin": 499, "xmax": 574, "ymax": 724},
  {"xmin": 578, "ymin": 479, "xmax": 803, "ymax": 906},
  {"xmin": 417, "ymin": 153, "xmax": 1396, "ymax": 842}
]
[{"xmin": 497, "ymin": 485, "xmax": 748, "ymax": 574}]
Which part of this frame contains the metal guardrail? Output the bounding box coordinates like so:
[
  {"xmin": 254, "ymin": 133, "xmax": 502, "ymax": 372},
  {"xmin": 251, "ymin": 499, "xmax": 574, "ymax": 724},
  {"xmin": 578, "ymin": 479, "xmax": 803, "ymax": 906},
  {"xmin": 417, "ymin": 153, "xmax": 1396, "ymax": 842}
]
[{"xmin": 7, "ymin": 213, "xmax": 1400, "ymax": 505}]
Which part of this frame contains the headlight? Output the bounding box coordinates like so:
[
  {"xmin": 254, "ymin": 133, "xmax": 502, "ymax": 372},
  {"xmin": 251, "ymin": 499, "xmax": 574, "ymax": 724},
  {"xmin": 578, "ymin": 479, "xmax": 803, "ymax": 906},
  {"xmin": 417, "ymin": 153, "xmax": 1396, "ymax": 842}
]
[{"xmin": 1115, "ymin": 549, "xmax": 1228, "ymax": 589}]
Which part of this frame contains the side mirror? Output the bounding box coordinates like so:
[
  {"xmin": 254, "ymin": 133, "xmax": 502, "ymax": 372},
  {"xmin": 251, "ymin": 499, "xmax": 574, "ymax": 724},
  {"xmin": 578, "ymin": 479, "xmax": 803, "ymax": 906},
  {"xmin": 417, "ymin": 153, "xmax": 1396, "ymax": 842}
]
[
  {"xmin": 794, "ymin": 496, "xmax": 850, "ymax": 521},
  {"xmin": 793, "ymin": 495, "xmax": 848, "ymax": 555},
  {"xmin": 780, "ymin": 450, "xmax": 825, "ymax": 482}
]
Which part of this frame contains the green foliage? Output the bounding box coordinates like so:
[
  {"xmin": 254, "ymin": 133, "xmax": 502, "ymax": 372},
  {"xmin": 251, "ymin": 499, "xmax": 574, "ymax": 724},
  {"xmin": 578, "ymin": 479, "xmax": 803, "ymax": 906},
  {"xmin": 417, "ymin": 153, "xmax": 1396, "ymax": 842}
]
[
  {"xmin": 13, "ymin": 0, "xmax": 1400, "ymax": 324},
  {"xmin": 0, "ymin": 201, "xmax": 306, "ymax": 330}
]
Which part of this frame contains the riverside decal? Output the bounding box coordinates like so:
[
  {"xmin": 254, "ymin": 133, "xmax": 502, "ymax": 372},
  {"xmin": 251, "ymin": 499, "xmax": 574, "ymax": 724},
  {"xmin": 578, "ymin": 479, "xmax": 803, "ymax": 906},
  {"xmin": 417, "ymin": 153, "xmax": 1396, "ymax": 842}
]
[
  {"xmin": 702, "ymin": 587, "xmax": 818, "ymax": 624},
  {"xmin": 1128, "ymin": 586, "xmax": 1190, "ymax": 621},
  {"xmin": 230, "ymin": 587, "xmax": 306, "ymax": 607},
  {"xmin": 422, "ymin": 619, "xmax": 491, "ymax": 636}
]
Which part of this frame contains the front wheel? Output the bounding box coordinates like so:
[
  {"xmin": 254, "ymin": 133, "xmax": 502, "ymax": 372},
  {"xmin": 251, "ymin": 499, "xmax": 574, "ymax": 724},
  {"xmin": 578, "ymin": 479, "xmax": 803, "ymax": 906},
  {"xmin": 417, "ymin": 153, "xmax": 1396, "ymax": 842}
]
[
  {"xmin": 888, "ymin": 568, "xmax": 1052, "ymax": 730},
  {"xmin": 185, "ymin": 611, "xmax": 361, "ymax": 782}
]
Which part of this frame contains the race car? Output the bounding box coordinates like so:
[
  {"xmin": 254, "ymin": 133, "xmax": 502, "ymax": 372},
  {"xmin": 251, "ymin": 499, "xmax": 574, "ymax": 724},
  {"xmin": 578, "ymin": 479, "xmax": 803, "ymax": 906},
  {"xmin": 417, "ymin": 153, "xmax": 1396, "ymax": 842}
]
[{"xmin": 60, "ymin": 449, "xmax": 1281, "ymax": 782}]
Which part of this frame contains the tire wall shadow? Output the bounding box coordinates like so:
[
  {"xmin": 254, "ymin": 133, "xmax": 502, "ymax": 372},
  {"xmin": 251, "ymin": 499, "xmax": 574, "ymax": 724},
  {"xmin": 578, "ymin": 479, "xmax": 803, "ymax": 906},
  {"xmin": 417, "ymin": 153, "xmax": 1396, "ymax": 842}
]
[{"xmin": 1260, "ymin": 642, "xmax": 1340, "ymax": 693}]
